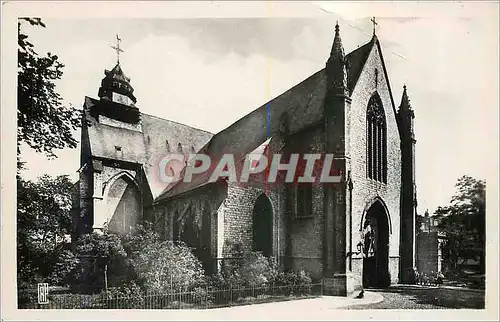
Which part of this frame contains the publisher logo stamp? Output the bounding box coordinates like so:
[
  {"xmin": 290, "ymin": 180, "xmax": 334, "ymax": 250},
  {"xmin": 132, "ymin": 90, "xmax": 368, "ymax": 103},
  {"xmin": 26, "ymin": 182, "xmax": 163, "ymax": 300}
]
[{"xmin": 37, "ymin": 283, "xmax": 49, "ymax": 304}]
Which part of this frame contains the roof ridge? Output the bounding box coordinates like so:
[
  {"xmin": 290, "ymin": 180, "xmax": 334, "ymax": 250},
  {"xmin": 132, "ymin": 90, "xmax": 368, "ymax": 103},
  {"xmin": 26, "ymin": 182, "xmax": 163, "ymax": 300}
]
[
  {"xmin": 140, "ymin": 112, "xmax": 214, "ymax": 135},
  {"xmin": 211, "ymin": 68, "xmax": 325, "ymax": 135},
  {"xmin": 83, "ymin": 96, "xmax": 214, "ymax": 135}
]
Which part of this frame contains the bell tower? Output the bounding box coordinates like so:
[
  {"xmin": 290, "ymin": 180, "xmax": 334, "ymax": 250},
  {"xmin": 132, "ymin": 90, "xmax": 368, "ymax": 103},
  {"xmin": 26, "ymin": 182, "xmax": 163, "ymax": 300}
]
[
  {"xmin": 98, "ymin": 35, "xmax": 137, "ymax": 107},
  {"xmin": 91, "ymin": 35, "xmax": 141, "ymax": 126}
]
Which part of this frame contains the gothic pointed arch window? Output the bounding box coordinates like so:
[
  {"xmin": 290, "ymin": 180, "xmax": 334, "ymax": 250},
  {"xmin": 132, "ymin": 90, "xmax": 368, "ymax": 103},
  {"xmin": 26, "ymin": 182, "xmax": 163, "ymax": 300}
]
[{"xmin": 367, "ymin": 94, "xmax": 387, "ymax": 183}]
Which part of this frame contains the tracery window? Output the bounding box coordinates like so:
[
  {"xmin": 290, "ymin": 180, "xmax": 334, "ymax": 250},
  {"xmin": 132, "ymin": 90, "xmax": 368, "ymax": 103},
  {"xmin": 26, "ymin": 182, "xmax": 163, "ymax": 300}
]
[{"xmin": 367, "ymin": 94, "xmax": 387, "ymax": 183}]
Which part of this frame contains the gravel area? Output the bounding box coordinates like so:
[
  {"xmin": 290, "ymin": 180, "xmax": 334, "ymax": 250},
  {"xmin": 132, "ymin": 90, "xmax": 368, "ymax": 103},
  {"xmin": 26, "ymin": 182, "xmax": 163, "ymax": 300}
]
[{"xmin": 344, "ymin": 285, "xmax": 485, "ymax": 310}]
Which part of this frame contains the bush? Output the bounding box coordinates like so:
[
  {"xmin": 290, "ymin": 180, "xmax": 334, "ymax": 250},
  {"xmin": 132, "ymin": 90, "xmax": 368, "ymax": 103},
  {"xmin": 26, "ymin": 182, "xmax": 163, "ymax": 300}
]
[
  {"xmin": 274, "ymin": 269, "xmax": 312, "ymax": 287},
  {"xmin": 103, "ymin": 281, "xmax": 145, "ymax": 308},
  {"xmin": 51, "ymin": 293, "xmax": 104, "ymax": 309},
  {"xmin": 213, "ymin": 242, "xmax": 279, "ymax": 288},
  {"xmin": 71, "ymin": 231, "xmax": 128, "ymax": 293},
  {"xmin": 238, "ymin": 251, "xmax": 279, "ymax": 287},
  {"xmin": 122, "ymin": 224, "xmax": 206, "ymax": 293},
  {"xmin": 47, "ymin": 250, "xmax": 80, "ymax": 286},
  {"xmin": 104, "ymin": 280, "xmax": 144, "ymax": 298}
]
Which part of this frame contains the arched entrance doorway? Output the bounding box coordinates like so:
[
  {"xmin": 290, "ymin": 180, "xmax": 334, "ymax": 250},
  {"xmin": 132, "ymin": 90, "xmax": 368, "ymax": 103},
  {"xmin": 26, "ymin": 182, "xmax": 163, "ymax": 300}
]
[
  {"xmin": 362, "ymin": 200, "xmax": 390, "ymax": 288},
  {"xmin": 106, "ymin": 175, "xmax": 142, "ymax": 234},
  {"xmin": 252, "ymin": 194, "xmax": 273, "ymax": 257}
]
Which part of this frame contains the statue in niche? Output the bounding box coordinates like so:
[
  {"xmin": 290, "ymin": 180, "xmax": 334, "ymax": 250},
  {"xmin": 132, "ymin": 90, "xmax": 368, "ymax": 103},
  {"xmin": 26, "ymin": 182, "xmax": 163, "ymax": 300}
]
[{"xmin": 362, "ymin": 220, "xmax": 375, "ymax": 258}]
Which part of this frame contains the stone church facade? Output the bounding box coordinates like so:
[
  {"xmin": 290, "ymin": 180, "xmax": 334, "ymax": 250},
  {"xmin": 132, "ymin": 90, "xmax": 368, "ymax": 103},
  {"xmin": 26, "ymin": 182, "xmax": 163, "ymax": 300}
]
[{"xmin": 74, "ymin": 23, "xmax": 418, "ymax": 296}]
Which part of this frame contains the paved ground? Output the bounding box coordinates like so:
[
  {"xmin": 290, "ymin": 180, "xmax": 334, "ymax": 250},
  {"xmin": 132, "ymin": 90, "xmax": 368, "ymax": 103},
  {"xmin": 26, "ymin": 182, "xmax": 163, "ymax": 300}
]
[
  {"xmin": 27, "ymin": 286, "xmax": 487, "ymax": 321},
  {"xmin": 343, "ymin": 284, "xmax": 485, "ymax": 310},
  {"xmin": 144, "ymin": 292, "xmax": 384, "ymax": 320},
  {"xmin": 137, "ymin": 286, "xmax": 486, "ymax": 320}
]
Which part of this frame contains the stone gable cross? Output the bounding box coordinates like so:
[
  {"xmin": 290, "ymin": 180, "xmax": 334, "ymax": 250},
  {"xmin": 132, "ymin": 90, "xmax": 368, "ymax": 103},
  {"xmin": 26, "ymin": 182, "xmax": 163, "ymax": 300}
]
[{"xmin": 111, "ymin": 34, "xmax": 124, "ymax": 64}]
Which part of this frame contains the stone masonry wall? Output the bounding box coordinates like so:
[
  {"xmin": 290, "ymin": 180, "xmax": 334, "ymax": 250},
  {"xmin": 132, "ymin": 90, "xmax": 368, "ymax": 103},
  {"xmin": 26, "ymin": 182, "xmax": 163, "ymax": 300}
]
[
  {"xmin": 347, "ymin": 44, "xmax": 402, "ymax": 282},
  {"xmin": 285, "ymin": 124, "xmax": 325, "ymax": 279},
  {"xmin": 222, "ymin": 183, "xmax": 285, "ymax": 262}
]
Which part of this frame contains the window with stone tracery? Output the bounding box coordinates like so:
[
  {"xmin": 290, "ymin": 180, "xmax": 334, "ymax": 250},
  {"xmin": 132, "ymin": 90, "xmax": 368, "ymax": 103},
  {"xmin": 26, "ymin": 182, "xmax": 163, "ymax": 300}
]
[{"xmin": 366, "ymin": 94, "xmax": 387, "ymax": 183}]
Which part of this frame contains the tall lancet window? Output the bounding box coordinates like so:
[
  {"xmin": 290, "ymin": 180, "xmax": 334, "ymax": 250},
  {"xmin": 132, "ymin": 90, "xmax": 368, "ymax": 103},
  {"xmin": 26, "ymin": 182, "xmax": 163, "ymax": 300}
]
[{"xmin": 367, "ymin": 94, "xmax": 387, "ymax": 183}]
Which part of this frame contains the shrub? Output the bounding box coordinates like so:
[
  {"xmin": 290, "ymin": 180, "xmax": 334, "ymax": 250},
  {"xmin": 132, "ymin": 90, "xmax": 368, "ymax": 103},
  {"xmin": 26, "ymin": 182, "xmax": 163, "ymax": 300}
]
[
  {"xmin": 214, "ymin": 242, "xmax": 279, "ymax": 288},
  {"xmin": 51, "ymin": 293, "xmax": 104, "ymax": 309},
  {"xmin": 71, "ymin": 231, "xmax": 128, "ymax": 293},
  {"xmin": 274, "ymin": 269, "xmax": 312, "ymax": 287},
  {"xmin": 238, "ymin": 251, "xmax": 279, "ymax": 287},
  {"xmin": 122, "ymin": 224, "xmax": 206, "ymax": 293},
  {"xmin": 47, "ymin": 250, "xmax": 80, "ymax": 286},
  {"xmin": 103, "ymin": 281, "xmax": 145, "ymax": 308}
]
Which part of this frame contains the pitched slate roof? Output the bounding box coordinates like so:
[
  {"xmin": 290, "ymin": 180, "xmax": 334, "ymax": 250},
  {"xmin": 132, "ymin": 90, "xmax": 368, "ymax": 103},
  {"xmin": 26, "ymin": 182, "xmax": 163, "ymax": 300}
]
[
  {"xmin": 82, "ymin": 97, "xmax": 213, "ymax": 198},
  {"xmin": 155, "ymin": 35, "xmax": 392, "ymax": 203},
  {"xmin": 141, "ymin": 113, "xmax": 213, "ymax": 198},
  {"xmin": 85, "ymin": 32, "xmax": 394, "ymax": 204},
  {"xmin": 84, "ymin": 98, "xmax": 147, "ymax": 164},
  {"xmin": 154, "ymin": 69, "xmax": 327, "ymax": 202}
]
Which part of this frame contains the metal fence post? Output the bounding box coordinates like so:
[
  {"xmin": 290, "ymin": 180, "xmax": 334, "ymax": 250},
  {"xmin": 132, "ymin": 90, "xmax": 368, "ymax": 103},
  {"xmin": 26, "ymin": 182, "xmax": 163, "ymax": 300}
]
[
  {"xmin": 229, "ymin": 284, "xmax": 232, "ymax": 306},
  {"xmin": 205, "ymin": 285, "xmax": 209, "ymax": 309}
]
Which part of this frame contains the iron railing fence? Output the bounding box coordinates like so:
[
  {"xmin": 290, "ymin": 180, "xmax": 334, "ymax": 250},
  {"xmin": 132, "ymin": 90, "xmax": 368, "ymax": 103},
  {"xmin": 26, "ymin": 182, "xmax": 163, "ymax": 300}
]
[{"xmin": 19, "ymin": 281, "xmax": 324, "ymax": 309}]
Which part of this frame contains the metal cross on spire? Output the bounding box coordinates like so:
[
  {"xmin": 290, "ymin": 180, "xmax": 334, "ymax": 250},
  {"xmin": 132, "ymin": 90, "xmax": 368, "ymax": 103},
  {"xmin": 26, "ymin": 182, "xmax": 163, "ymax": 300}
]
[
  {"xmin": 370, "ymin": 16, "xmax": 378, "ymax": 35},
  {"xmin": 111, "ymin": 34, "xmax": 124, "ymax": 64}
]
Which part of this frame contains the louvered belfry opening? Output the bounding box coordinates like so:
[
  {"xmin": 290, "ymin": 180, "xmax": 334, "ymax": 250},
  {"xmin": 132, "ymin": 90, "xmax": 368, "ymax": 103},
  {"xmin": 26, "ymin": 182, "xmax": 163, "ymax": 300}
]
[{"xmin": 367, "ymin": 94, "xmax": 387, "ymax": 183}]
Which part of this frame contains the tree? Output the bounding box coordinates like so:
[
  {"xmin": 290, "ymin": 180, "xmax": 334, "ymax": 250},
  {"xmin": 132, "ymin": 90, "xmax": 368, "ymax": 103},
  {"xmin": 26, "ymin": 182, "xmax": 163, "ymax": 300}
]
[
  {"xmin": 435, "ymin": 175, "xmax": 486, "ymax": 274},
  {"xmin": 17, "ymin": 17, "xmax": 81, "ymax": 170},
  {"xmin": 17, "ymin": 174, "xmax": 77, "ymax": 287}
]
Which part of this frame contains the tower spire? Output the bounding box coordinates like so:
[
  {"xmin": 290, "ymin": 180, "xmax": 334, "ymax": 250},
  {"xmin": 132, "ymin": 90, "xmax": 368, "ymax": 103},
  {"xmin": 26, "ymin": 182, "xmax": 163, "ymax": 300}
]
[
  {"xmin": 330, "ymin": 21, "xmax": 345, "ymax": 58},
  {"xmin": 326, "ymin": 22, "xmax": 348, "ymax": 95},
  {"xmin": 400, "ymin": 84, "xmax": 412, "ymax": 111}
]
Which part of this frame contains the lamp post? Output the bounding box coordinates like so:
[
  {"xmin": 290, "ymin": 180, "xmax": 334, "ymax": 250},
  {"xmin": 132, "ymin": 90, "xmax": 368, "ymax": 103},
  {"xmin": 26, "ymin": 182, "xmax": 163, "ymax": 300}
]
[{"xmin": 346, "ymin": 241, "xmax": 364, "ymax": 257}]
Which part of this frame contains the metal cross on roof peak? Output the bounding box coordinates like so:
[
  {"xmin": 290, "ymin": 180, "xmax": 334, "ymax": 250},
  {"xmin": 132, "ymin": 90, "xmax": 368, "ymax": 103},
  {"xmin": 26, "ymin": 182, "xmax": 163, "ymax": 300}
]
[
  {"xmin": 370, "ymin": 17, "xmax": 378, "ymax": 35},
  {"xmin": 111, "ymin": 34, "xmax": 124, "ymax": 64}
]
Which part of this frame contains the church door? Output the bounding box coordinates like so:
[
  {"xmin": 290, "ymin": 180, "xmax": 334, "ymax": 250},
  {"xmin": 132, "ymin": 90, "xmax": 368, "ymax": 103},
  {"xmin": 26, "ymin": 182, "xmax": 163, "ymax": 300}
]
[
  {"xmin": 252, "ymin": 194, "xmax": 273, "ymax": 257},
  {"xmin": 362, "ymin": 200, "xmax": 390, "ymax": 288}
]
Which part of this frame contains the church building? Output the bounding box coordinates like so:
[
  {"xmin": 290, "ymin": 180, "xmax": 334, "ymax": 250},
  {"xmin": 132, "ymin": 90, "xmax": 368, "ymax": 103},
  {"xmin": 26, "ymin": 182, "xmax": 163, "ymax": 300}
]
[{"xmin": 74, "ymin": 22, "xmax": 418, "ymax": 296}]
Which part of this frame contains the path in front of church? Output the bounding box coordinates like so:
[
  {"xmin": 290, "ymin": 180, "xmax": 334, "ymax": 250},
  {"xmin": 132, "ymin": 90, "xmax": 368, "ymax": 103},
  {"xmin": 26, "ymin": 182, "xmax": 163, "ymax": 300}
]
[
  {"xmin": 150, "ymin": 292, "xmax": 383, "ymax": 320},
  {"xmin": 343, "ymin": 285, "xmax": 485, "ymax": 310},
  {"xmin": 135, "ymin": 286, "xmax": 484, "ymax": 319}
]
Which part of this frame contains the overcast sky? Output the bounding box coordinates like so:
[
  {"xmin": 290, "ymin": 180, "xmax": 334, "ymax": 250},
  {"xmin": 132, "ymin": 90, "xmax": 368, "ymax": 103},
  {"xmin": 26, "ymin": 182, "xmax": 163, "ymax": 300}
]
[{"xmin": 15, "ymin": 1, "xmax": 498, "ymax": 215}]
